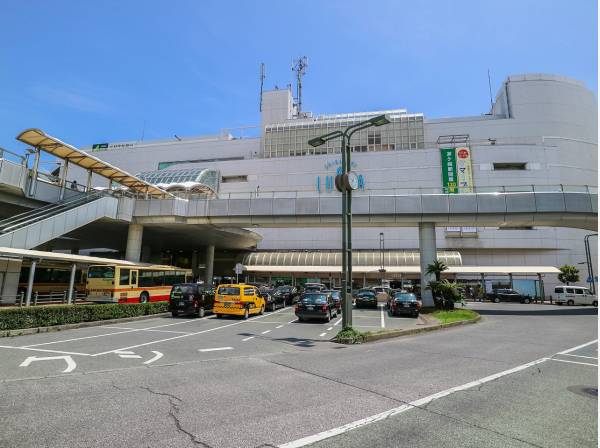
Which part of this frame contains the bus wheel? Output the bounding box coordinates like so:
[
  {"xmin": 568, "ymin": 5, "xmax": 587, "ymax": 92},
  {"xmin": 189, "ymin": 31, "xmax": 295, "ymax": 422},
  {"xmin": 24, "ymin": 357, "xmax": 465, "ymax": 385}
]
[
  {"xmin": 593, "ymin": 301, "xmax": 598, "ymax": 307},
  {"xmin": 140, "ymin": 292, "xmax": 149, "ymax": 304},
  {"xmin": 567, "ymin": 300, "xmax": 574, "ymax": 306}
]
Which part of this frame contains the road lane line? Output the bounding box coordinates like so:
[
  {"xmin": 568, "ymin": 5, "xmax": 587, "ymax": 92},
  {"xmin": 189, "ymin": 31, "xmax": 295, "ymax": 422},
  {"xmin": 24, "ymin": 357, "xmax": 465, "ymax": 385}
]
[
  {"xmin": 118, "ymin": 354, "xmax": 143, "ymax": 359},
  {"xmin": 380, "ymin": 305, "xmax": 385, "ymax": 329},
  {"xmin": 91, "ymin": 308, "xmax": 289, "ymax": 357},
  {"xmin": 242, "ymin": 336, "xmax": 255, "ymax": 342},
  {"xmin": 287, "ymin": 319, "xmax": 298, "ymax": 324},
  {"xmin": 279, "ymin": 339, "xmax": 598, "ymax": 448},
  {"xmin": 556, "ymin": 339, "xmax": 597, "ymax": 355},
  {"xmin": 143, "ymin": 351, "xmax": 163, "ymax": 365},
  {"xmin": 549, "ymin": 358, "xmax": 597, "ymax": 367},
  {"xmin": 334, "ymin": 318, "xmax": 342, "ymax": 326},
  {"xmin": 561, "ymin": 354, "xmax": 598, "ymax": 360},
  {"xmin": 319, "ymin": 333, "xmax": 327, "ymax": 337},
  {"xmin": 262, "ymin": 330, "xmax": 271, "ymax": 335},
  {"xmin": 276, "ymin": 325, "xmax": 284, "ymax": 329},
  {"xmin": 327, "ymin": 327, "xmax": 333, "ymax": 331},
  {"xmin": 198, "ymin": 347, "xmax": 233, "ymax": 352},
  {"xmin": 0, "ymin": 345, "xmax": 91, "ymax": 356}
]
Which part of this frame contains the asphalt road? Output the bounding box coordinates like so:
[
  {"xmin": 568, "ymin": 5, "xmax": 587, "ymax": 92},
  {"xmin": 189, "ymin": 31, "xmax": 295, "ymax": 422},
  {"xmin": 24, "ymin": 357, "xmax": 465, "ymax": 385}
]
[{"xmin": 0, "ymin": 302, "xmax": 596, "ymax": 447}]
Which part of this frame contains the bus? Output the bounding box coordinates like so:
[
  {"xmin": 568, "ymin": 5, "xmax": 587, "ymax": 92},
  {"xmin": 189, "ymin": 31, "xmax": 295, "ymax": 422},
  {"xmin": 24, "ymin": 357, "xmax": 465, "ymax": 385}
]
[
  {"xmin": 18, "ymin": 264, "xmax": 86, "ymax": 297},
  {"xmin": 86, "ymin": 264, "xmax": 192, "ymax": 303}
]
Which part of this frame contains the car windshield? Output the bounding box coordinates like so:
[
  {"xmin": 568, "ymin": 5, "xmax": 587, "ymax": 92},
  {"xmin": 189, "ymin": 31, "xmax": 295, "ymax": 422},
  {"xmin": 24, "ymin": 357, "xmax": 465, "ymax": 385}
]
[
  {"xmin": 87, "ymin": 266, "xmax": 115, "ymax": 279},
  {"xmin": 301, "ymin": 294, "xmax": 327, "ymax": 304},
  {"xmin": 218, "ymin": 287, "xmax": 240, "ymax": 295},
  {"xmin": 395, "ymin": 293, "xmax": 417, "ymax": 302},
  {"xmin": 329, "ymin": 291, "xmax": 340, "ymax": 299},
  {"xmin": 358, "ymin": 291, "xmax": 375, "ymax": 298},
  {"xmin": 276, "ymin": 286, "xmax": 292, "ymax": 293}
]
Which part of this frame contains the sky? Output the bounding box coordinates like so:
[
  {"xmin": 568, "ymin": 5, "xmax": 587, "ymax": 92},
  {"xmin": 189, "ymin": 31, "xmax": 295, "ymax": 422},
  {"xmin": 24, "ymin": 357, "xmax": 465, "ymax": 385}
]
[{"xmin": 0, "ymin": 0, "xmax": 597, "ymax": 161}]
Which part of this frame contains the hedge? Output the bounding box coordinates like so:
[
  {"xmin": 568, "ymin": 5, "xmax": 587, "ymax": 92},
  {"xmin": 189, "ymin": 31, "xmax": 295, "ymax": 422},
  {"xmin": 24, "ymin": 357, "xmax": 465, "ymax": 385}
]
[{"xmin": 0, "ymin": 302, "xmax": 169, "ymax": 331}]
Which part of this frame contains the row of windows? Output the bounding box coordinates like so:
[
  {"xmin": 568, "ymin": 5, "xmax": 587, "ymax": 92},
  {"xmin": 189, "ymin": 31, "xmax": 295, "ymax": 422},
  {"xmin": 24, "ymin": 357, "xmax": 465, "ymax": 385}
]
[
  {"xmin": 118, "ymin": 269, "xmax": 188, "ymax": 287},
  {"xmin": 19, "ymin": 268, "xmax": 84, "ymax": 284}
]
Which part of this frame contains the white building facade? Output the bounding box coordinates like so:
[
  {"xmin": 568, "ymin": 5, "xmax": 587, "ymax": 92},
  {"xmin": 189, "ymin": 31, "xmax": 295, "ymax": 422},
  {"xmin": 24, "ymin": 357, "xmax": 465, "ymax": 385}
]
[{"xmin": 71, "ymin": 74, "xmax": 598, "ymax": 295}]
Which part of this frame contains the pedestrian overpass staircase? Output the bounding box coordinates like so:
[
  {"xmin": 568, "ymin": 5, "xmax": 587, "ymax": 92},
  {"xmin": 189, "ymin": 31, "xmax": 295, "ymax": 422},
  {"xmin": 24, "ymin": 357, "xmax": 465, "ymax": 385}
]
[{"xmin": 0, "ymin": 192, "xmax": 119, "ymax": 249}]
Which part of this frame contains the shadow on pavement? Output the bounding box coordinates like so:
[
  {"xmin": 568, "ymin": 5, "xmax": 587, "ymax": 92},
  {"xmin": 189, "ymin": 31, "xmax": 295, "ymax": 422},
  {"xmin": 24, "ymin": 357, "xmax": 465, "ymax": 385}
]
[{"xmin": 476, "ymin": 307, "xmax": 598, "ymax": 317}]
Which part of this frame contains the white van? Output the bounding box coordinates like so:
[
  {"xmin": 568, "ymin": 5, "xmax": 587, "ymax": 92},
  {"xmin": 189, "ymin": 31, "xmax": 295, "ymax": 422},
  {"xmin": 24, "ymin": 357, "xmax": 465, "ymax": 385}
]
[{"xmin": 554, "ymin": 286, "xmax": 598, "ymax": 306}]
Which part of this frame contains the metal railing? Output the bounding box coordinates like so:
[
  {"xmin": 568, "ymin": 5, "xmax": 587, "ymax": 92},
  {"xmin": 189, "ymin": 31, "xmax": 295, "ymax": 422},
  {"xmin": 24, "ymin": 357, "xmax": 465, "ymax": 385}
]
[
  {"xmin": 0, "ymin": 291, "xmax": 88, "ymax": 307},
  {"xmin": 166, "ymin": 184, "xmax": 598, "ymax": 200},
  {"xmin": 0, "ymin": 190, "xmax": 106, "ymax": 234}
]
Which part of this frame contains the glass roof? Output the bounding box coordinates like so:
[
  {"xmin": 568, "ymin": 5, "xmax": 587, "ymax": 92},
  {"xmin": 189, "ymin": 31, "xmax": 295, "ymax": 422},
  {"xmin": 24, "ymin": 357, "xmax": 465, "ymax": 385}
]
[{"xmin": 136, "ymin": 168, "xmax": 220, "ymax": 194}]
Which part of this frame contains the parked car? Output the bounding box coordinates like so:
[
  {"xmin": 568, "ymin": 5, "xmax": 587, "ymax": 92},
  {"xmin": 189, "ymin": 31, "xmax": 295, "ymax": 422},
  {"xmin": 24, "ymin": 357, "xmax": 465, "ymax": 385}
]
[
  {"xmin": 388, "ymin": 291, "xmax": 421, "ymax": 318},
  {"xmin": 272, "ymin": 285, "xmax": 301, "ymax": 306},
  {"xmin": 295, "ymin": 292, "xmax": 338, "ymax": 322},
  {"xmin": 323, "ymin": 290, "xmax": 342, "ymax": 315},
  {"xmin": 554, "ymin": 286, "xmax": 598, "ymax": 306},
  {"xmin": 169, "ymin": 283, "xmax": 214, "ymax": 317},
  {"xmin": 486, "ymin": 288, "xmax": 532, "ymax": 304},
  {"xmin": 213, "ymin": 284, "xmax": 265, "ymax": 319},
  {"xmin": 373, "ymin": 286, "xmax": 392, "ymax": 303},
  {"xmin": 303, "ymin": 283, "xmax": 327, "ymax": 293},
  {"xmin": 355, "ymin": 289, "xmax": 378, "ymax": 308}
]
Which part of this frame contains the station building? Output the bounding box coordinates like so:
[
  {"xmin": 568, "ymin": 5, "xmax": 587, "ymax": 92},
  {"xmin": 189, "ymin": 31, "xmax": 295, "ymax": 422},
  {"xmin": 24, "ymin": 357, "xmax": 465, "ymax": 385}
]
[{"xmin": 58, "ymin": 73, "xmax": 597, "ymax": 297}]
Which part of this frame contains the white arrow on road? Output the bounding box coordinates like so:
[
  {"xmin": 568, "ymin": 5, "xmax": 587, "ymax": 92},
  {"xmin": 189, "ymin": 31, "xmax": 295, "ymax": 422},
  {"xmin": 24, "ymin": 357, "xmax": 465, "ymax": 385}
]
[
  {"xmin": 19, "ymin": 355, "xmax": 77, "ymax": 373},
  {"xmin": 143, "ymin": 351, "xmax": 163, "ymax": 365}
]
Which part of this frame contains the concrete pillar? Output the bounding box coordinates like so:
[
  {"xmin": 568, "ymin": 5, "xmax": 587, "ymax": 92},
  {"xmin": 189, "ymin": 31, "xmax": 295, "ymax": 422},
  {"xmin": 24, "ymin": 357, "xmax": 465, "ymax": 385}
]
[
  {"xmin": 59, "ymin": 159, "xmax": 69, "ymax": 201},
  {"xmin": 508, "ymin": 273, "xmax": 514, "ymax": 289},
  {"xmin": 25, "ymin": 260, "xmax": 37, "ymax": 306},
  {"xmin": 191, "ymin": 250, "xmax": 199, "ymax": 280},
  {"xmin": 205, "ymin": 245, "xmax": 215, "ymax": 287},
  {"xmin": 0, "ymin": 258, "xmax": 23, "ymax": 305},
  {"xmin": 86, "ymin": 170, "xmax": 93, "ymax": 193},
  {"xmin": 125, "ymin": 224, "xmax": 144, "ymax": 262},
  {"xmin": 419, "ymin": 222, "xmax": 436, "ymax": 308},
  {"xmin": 67, "ymin": 263, "xmax": 76, "ymax": 304},
  {"xmin": 480, "ymin": 273, "xmax": 486, "ymax": 301},
  {"xmin": 537, "ymin": 273, "xmax": 545, "ymax": 302}
]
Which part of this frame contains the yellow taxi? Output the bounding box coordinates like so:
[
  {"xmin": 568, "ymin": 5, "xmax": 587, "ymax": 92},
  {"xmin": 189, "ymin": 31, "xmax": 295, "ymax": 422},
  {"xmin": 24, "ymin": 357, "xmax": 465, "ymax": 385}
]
[{"xmin": 213, "ymin": 284, "xmax": 265, "ymax": 319}]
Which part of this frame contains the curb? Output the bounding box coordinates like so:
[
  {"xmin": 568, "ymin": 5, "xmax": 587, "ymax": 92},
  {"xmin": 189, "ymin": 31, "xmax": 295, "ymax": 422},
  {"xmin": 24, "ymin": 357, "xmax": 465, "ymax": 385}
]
[
  {"xmin": 336, "ymin": 314, "xmax": 481, "ymax": 344},
  {"xmin": 0, "ymin": 312, "xmax": 170, "ymax": 338}
]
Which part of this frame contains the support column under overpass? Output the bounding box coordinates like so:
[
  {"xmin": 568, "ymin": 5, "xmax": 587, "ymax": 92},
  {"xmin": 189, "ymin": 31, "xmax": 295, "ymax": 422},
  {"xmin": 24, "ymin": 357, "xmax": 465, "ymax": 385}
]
[
  {"xmin": 125, "ymin": 223, "xmax": 144, "ymax": 263},
  {"xmin": 419, "ymin": 222, "xmax": 436, "ymax": 308},
  {"xmin": 205, "ymin": 245, "xmax": 215, "ymax": 287}
]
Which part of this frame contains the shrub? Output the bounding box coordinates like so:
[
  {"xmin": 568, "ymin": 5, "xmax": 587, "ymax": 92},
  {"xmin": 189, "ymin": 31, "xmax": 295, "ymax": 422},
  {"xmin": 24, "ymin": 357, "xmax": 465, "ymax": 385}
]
[
  {"xmin": 335, "ymin": 326, "xmax": 368, "ymax": 344},
  {"xmin": 429, "ymin": 280, "xmax": 465, "ymax": 310},
  {"xmin": 0, "ymin": 302, "xmax": 169, "ymax": 331}
]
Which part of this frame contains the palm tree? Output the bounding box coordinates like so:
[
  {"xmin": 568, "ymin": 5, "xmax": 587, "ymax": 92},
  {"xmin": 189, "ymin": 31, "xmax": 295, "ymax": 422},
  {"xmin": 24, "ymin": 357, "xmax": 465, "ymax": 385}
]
[
  {"xmin": 426, "ymin": 259, "xmax": 448, "ymax": 282},
  {"xmin": 558, "ymin": 265, "xmax": 579, "ymax": 285}
]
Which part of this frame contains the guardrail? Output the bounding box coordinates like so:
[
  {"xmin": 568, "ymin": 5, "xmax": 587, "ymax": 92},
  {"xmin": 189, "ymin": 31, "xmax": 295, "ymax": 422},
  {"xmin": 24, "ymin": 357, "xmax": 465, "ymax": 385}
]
[{"xmin": 0, "ymin": 291, "xmax": 88, "ymax": 307}]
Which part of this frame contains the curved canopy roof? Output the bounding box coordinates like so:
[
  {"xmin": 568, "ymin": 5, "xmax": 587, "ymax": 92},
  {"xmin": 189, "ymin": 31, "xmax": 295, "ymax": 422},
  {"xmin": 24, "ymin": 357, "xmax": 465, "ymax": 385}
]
[
  {"xmin": 17, "ymin": 128, "xmax": 172, "ymax": 197},
  {"xmin": 137, "ymin": 167, "xmax": 220, "ymax": 195}
]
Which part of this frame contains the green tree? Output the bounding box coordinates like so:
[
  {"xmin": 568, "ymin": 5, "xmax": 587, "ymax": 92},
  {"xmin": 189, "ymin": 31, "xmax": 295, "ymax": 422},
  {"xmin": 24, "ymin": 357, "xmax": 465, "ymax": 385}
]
[
  {"xmin": 558, "ymin": 265, "xmax": 579, "ymax": 285},
  {"xmin": 426, "ymin": 259, "xmax": 448, "ymax": 281}
]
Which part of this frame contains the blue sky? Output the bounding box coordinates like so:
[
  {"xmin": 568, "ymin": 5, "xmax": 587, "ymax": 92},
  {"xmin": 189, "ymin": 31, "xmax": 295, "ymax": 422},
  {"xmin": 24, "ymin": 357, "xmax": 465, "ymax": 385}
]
[{"xmin": 1, "ymin": 0, "xmax": 597, "ymax": 157}]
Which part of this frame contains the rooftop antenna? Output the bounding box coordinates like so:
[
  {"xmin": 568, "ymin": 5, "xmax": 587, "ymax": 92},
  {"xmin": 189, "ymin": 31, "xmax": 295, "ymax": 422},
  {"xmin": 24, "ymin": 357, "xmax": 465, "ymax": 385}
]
[
  {"xmin": 259, "ymin": 62, "xmax": 266, "ymax": 112},
  {"xmin": 292, "ymin": 56, "xmax": 308, "ymax": 116},
  {"xmin": 487, "ymin": 68, "xmax": 494, "ymax": 111}
]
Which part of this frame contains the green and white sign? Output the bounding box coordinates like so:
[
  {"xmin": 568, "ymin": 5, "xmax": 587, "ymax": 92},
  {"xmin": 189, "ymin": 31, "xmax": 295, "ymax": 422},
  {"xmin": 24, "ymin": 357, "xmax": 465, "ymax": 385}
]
[{"xmin": 440, "ymin": 147, "xmax": 474, "ymax": 193}]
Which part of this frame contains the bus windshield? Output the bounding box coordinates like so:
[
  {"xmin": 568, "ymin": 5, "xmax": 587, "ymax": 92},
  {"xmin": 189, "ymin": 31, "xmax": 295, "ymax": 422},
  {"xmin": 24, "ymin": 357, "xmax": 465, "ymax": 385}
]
[{"xmin": 88, "ymin": 266, "xmax": 115, "ymax": 279}]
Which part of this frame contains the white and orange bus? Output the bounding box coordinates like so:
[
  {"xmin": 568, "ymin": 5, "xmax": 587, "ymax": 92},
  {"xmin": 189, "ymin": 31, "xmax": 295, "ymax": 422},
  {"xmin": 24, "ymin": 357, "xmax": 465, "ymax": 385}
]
[{"xmin": 86, "ymin": 264, "xmax": 192, "ymax": 303}]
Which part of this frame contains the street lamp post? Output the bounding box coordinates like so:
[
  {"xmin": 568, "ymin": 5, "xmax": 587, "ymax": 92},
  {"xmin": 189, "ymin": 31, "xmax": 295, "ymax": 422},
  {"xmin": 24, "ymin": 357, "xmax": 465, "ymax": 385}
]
[{"xmin": 309, "ymin": 114, "xmax": 391, "ymax": 329}]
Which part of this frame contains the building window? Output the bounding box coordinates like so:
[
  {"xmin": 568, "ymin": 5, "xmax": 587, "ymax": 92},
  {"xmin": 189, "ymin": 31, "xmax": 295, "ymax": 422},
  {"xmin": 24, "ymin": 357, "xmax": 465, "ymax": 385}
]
[
  {"xmin": 493, "ymin": 162, "xmax": 527, "ymax": 170},
  {"xmin": 221, "ymin": 175, "xmax": 248, "ymax": 183},
  {"xmin": 498, "ymin": 226, "xmax": 534, "ymax": 230}
]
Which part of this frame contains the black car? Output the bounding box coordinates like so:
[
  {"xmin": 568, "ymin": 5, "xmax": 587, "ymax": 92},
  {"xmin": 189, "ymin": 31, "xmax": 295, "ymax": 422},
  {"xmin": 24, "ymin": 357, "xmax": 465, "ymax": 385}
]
[
  {"xmin": 295, "ymin": 292, "xmax": 338, "ymax": 322},
  {"xmin": 323, "ymin": 290, "xmax": 342, "ymax": 315},
  {"xmin": 486, "ymin": 289, "xmax": 532, "ymax": 304},
  {"xmin": 388, "ymin": 292, "xmax": 421, "ymax": 317},
  {"xmin": 271, "ymin": 285, "xmax": 300, "ymax": 307},
  {"xmin": 303, "ymin": 283, "xmax": 327, "ymax": 293},
  {"xmin": 355, "ymin": 290, "xmax": 377, "ymax": 308},
  {"xmin": 169, "ymin": 283, "xmax": 215, "ymax": 317}
]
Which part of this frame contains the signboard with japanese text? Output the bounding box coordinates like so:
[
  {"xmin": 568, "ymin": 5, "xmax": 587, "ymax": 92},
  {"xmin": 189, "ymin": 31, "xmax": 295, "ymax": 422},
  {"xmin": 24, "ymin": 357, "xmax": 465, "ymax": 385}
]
[{"xmin": 440, "ymin": 147, "xmax": 473, "ymax": 193}]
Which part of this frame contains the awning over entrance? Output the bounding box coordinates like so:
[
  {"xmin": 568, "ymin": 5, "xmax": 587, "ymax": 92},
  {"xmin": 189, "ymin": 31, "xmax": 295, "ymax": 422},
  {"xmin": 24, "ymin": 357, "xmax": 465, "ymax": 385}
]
[
  {"xmin": 0, "ymin": 246, "xmax": 139, "ymax": 266},
  {"xmin": 17, "ymin": 128, "xmax": 172, "ymax": 197}
]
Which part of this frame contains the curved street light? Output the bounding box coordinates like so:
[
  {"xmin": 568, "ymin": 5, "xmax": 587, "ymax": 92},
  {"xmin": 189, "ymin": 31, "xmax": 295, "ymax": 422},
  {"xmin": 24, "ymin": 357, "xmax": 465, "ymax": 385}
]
[{"xmin": 309, "ymin": 114, "xmax": 391, "ymax": 328}]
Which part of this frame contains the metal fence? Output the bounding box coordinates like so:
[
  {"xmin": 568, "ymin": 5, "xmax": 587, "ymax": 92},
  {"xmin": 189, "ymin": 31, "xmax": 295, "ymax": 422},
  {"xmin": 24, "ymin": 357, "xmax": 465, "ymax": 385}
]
[{"xmin": 0, "ymin": 291, "xmax": 88, "ymax": 307}]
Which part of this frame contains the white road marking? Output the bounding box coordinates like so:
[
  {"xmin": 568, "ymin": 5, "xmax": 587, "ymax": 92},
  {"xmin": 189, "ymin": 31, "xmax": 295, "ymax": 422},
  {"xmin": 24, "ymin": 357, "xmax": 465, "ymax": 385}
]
[
  {"xmin": 288, "ymin": 319, "xmax": 298, "ymax": 324},
  {"xmin": 118, "ymin": 354, "xmax": 143, "ymax": 359},
  {"xmin": 319, "ymin": 332, "xmax": 327, "ymax": 337},
  {"xmin": 561, "ymin": 354, "xmax": 598, "ymax": 360},
  {"xmin": 0, "ymin": 345, "xmax": 90, "ymax": 356},
  {"xmin": 556, "ymin": 339, "xmax": 597, "ymax": 355},
  {"xmin": 549, "ymin": 358, "xmax": 597, "ymax": 367},
  {"xmin": 276, "ymin": 325, "xmax": 284, "ymax": 329},
  {"xmin": 261, "ymin": 330, "xmax": 271, "ymax": 335},
  {"xmin": 143, "ymin": 351, "xmax": 163, "ymax": 365},
  {"xmin": 198, "ymin": 347, "xmax": 233, "ymax": 352},
  {"xmin": 327, "ymin": 327, "xmax": 333, "ymax": 331},
  {"xmin": 91, "ymin": 307, "xmax": 288, "ymax": 357},
  {"xmin": 242, "ymin": 336, "xmax": 255, "ymax": 342},
  {"xmin": 279, "ymin": 340, "xmax": 597, "ymax": 448},
  {"xmin": 380, "ymin": 305, "xmax": 386, "ymax": 329},
  {"xmin": 333, "ymin": 318, "xmax": 342, "ymax": 326},
  {"xmin": 19, "ymin": 355, "xmax": 77, "ymax": 373}
]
